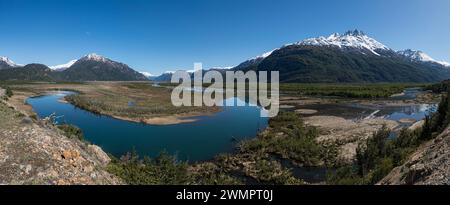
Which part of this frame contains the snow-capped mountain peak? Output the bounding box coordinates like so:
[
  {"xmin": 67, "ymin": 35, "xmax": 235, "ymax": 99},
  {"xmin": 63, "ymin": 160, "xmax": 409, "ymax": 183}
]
[
  {"xmin": 242, "ymin": 30, "xmax": 389, "ymax": 64},
  {"xmin": 0, "ymin": 56, "xmax": 19, "ymax": 67},
  {"xmin": 83, "ymin": 53, "xmax": 107, "ymax": 62},
  {"xmin": 397, "ymin": 49, "xmax": 450, "ymax": 67},
  {"xmin": 296, "ymin": 29, "xmax": 389, "ymax": 55},
  {"xmin": 49, "ymin": 59, "xmax": 77, "ymax": 71}
]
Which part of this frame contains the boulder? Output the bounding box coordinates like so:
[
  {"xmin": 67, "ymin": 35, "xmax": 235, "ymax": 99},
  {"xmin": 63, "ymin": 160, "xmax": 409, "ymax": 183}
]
[{"xmin": 88, "ymin": 145, "xmax": 111, "ymax": 165}]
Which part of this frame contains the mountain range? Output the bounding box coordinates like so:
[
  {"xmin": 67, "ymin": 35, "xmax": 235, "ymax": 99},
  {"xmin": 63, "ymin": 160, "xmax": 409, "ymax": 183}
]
[
  {"xmin": 1, "ymin": 30, "xmax": 450, "ymax": 83},
  {"xmin": 0, "ymin": 54, "xmax": 147, "ymax": 81}
]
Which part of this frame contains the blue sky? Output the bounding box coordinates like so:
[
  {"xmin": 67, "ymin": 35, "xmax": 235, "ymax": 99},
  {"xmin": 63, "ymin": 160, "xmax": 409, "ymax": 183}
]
[{"xmin": 1, "ymin": 0, "xmax": 449, "ymax": 75}]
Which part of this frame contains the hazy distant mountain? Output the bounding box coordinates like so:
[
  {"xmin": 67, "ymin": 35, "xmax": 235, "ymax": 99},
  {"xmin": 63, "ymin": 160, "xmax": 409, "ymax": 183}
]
[
  {"xmin": 150, "ymin": 66, "xmax": 232, "ymax": 82},
  {"xmin": 150, "ymin": 71, "xmax": 174, "ymax": 82},
  {"xmin": 234, "ymin": 30, "xmax": 450, "ymax": 83}
]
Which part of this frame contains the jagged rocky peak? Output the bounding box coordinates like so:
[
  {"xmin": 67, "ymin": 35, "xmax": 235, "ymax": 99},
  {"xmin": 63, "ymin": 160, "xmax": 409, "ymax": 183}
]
[{"xmin": 344, "ymin": 29, "xmax": 366, "ymax": 36}]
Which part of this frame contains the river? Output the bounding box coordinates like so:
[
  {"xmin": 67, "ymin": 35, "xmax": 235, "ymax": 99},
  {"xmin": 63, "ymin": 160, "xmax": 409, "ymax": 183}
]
[{"xmin": 27, "ymin": 91, "xmax": 268, "ymax": 161}]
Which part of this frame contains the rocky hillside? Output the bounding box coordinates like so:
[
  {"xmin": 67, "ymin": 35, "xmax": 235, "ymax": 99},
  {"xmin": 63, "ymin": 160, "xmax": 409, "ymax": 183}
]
[
  {"xmin": 379, "ymin": 126, "xmax": 450, "ymax": 185},
  {"xmin": 0, "ymin": 88, "xmax": 122, "ymax": 185}
]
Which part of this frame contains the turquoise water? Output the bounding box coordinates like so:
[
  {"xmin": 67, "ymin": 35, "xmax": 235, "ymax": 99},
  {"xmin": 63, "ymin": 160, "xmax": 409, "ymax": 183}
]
[{"xmin": 27, "ymin": 92, "xmax": 268, "ymax": 162}]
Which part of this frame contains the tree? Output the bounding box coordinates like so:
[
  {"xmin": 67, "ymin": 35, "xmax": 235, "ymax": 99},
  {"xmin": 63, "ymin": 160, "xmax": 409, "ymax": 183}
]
[
  {"xmin": 5, "ymin": 87, "xmax": 13, "ymax": 98},
  {"xmin": 356, "ymin": 125, "xmax": 390, "ymax": 176}
]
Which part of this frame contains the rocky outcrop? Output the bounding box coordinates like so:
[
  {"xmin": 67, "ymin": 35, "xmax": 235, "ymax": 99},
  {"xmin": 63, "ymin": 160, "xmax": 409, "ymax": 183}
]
[
  {"xmin": 379, "ymin": 126, "xmax": 450, "ymax": 185},
  {"xmin": 0, "ymin": 97, "xmax": 122, "ymax": 185},
  {"xmin": 0, "ymin": 88, "xmax": 5, "ymax": 98}
]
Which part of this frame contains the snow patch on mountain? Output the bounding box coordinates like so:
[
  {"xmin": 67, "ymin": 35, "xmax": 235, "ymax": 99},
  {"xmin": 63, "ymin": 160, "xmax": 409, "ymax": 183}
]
[{"xmin": 49, "ymin": 59, "xmax": 77, "ymax": 71}]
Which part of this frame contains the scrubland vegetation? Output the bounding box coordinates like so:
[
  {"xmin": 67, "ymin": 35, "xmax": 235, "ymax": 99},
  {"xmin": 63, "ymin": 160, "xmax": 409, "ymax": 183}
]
[{"xmin": 280, "ymin": 83, "xmax": 426, "ymax": 98}]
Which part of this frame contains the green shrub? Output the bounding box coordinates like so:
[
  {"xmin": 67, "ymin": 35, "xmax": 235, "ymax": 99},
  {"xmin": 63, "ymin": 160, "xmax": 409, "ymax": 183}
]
[
  {"xmin": 5, "ymin": 87, "xmax": 13, "ymax": 98},
  {"xmin": 252, "ymin": 159, "xmax": 303, "ymax": 185},
  {"xmin": 369, "ymin": 157, "xmax": 394, "ymax": 184},
  {"xmin": 107, "ymin": 151, "xmax": 192, "ymax": 185},
  {"xmin": 326, "ymin": 166, "xmax": 364, "ymax": 185},
  {"xmin": 57, "ymin": 124, "xmax": 84, "ymax": 141},
  {"xmin": 1, "ymin": 86, "xmax": 13, "ymax": 100}
]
